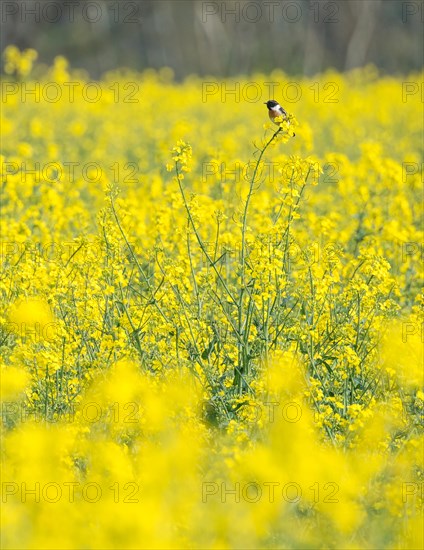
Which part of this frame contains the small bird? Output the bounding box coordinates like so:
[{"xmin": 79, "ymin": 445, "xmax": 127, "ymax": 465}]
[{"xmin": 264, "ymin": 100, "xmax": 295, "ymax": 136}]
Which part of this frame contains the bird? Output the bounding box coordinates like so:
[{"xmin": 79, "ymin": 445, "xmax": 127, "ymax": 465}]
[{"xmin": 264, "ymin": 100, "xmax": 295, "ymax": 136}]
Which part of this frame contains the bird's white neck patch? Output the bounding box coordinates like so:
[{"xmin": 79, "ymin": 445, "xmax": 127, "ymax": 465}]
[{"xmin": 271, "ymin": 104, "xmax": 282, "ymax": 111}]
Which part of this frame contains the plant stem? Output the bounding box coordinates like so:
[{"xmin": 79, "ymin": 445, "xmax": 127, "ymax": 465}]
[{"xmin": 236, "ymin": 127, "xmax": 282, "ymax": 392}]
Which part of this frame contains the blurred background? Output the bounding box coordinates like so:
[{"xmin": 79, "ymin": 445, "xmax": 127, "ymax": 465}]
[{"xmin": 1, "ymin": 0, "xmax": 423, "ymax": 78}]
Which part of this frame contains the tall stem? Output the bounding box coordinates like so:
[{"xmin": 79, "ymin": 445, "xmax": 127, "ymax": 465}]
[{"xmin": 236, "ymin": 127, "xmax": 282, "ymax": 392}]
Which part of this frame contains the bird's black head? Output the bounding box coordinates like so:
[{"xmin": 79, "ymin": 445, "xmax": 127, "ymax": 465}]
[{"xmin": 264, "ymin": 100, "xmax": 279, "ymax": 109}]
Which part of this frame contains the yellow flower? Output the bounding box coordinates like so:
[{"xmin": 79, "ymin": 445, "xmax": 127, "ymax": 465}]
[{"xmin": 0, "ymin": 363, "xmax": 30, "ymax": 401}]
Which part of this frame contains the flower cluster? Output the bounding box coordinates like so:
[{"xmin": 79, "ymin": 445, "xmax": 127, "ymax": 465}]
[{"xmin": 1, "ymin": 51, "xmax": 422, "ymax": 548}]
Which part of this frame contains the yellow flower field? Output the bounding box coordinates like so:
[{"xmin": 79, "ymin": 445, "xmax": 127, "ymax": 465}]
[{"xmin": 1, "ymin": 47, "xmax": 423, "ymax": 548}]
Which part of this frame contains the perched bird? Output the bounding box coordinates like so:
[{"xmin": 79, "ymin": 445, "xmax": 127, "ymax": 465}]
[{"xmin": 264, "ymin": 100, "xmax": 295, "ymax": 136}]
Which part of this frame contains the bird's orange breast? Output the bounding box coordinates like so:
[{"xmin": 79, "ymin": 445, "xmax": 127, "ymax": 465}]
[{"xmin": 268, "ymin": 109, "xmax": 286, "ymax": 119}]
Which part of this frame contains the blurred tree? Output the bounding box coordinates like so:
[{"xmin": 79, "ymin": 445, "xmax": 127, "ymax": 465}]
[{"xmin": 0, "ymin": 0, "xmax": 422, "ymax": 78}]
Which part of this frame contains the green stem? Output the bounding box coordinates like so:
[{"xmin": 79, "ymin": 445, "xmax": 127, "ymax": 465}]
[{"xmin": 236, "ymin": 127, "xmax": 282, "ymax": 392}]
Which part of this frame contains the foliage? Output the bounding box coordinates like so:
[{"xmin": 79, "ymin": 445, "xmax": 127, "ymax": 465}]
[{"xmin": 1, "ymin": 50, "xmax": 423, "ymax": 548}]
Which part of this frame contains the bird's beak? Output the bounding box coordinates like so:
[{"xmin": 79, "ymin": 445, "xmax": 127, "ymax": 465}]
[{"xmin": 263, "ymin": 102, "xmax": 267, "ymax": 104}]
